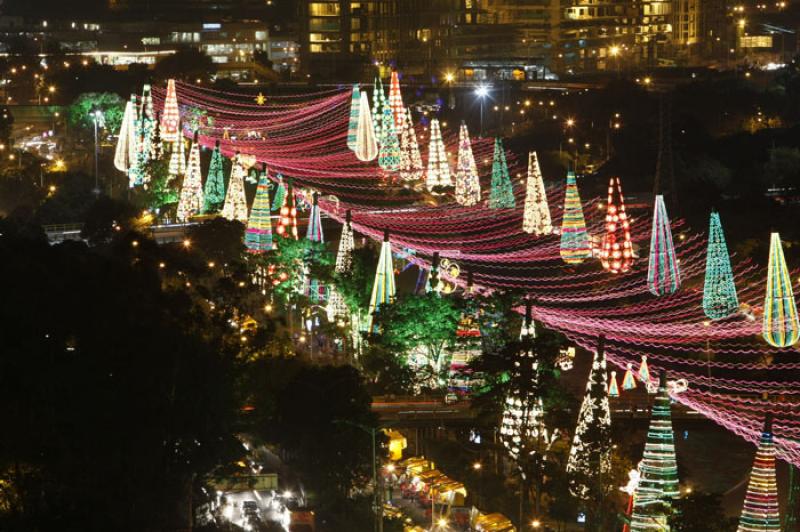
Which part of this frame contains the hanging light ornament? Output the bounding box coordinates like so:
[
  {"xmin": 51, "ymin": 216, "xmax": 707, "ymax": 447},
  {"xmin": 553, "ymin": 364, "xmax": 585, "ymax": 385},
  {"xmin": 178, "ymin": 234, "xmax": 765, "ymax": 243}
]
[
  {"xmin": 354, "ymin": 91, "xmax": 378, "ymax": 162},
  {"xmin": 647, "ymin": 194, "xmax": 681, "ymax": 296},
  {"xmin": 276, "ymin": 179, "xmax": 298, "ymax": 239},
  {"xmin": 522, "ymin": 151, "xmax": 552, "ymax": 235},
  {"xmin": 488, "ymin": 138, "xmax": 515, "ymax": 209},
  {"xmin": 638, "ymin": 354, "xmax": 651, "ymax": 386},
  {"xmin": 608, "ymin": 371, "xmax": 620, "ymax": 397},
  {"xmin": 388, "ymin": 71, "xmax": 405, "ymax": 131},
  {"xmin": 114, "ymin": 99, "xmax": 136, "ymax": 179},
  {"xmin": 378, "ymin": 101, "xmax": 401, "ymax": 172},
  {"xmin": 346, "ymin": 85, "xmax": 360, "ymax": 151},
  {"xmin": 244, "ymin": 164, "xmax": 274, "ymax": 254},
  {"xmin": 762, "ymin": 232, "xmax": 800, "ymax": 348},
  {"xmin": 736, "ymin": 416, "xmax": 781, "ymax": 532},
  {"xmin": 425, "ymin": 118, "xmax": 451, "ymax": 189},
  {"xmin": 367, "ymin": 231, "xmax": 396, "ymax": 332},
  {"xmin": 306, "ymin": 193, "xmax": 324, "ymax": 242},
  {"xmin": 176, "ymin": 132, "xmax": 204, "ymax": 222},
  {"xmin": 399, "ymin": 107, "xmax": 424, "ymax": 181},
  {"xmin": 160, "ymin": 78, "xmax": 180, "ymax": 143},
  {"xmin": 271, "ymin": 175, "xmax": 287, "ymax": 211},
  {"xmin": 703, "ymin": 211, "xmax": 739, "ymax": 320},
  {"xmin": 559, "ymin": 171, "xmax": 591, "ymax": 264},
  {"xmin": 372, "ymin": 77, "xmax": 386, "ymax": 141},
  {"xmin": 221, "ymin": 152, "xmax": 249, "ymax": 222},
  {"xmin": 304, "ymin": 193, "xmax": 326, "ymax": 303},
  {"xmin": 622, "ymin": 363, "xmax": 637, "ymax": 390},
  {"xmin": 327, "ymin": 210, "xmax": 355, "ymax": 321},
  {"xmin": 454, "ymin": 122, "xmax": 481, "ymax": 206},
  {"xmin": 600, "ymin": 177, "xmax": 633, "ymax": 273}
]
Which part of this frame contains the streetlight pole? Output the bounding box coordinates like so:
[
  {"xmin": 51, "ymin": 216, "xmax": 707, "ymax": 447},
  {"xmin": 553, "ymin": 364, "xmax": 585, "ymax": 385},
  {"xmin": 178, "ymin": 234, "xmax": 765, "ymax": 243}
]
[
  {"xmin": 474, "ymin": 85, "xmax": 489, "ymax": 137},
  {"xmin": 334, "ymin": 420, "xmax": 383, "ymax": 532},
  {"xmin": 90, "ymin": 108, "xmax": 104, "ymax": 195}
]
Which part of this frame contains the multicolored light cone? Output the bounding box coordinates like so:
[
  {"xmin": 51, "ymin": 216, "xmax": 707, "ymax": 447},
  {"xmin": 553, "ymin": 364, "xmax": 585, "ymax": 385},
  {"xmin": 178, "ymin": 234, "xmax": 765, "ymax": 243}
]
[
  {"xmin": 622, "ymin": 363, "xmax": 637, "ymax": 390},
  {"xmin": 276, "ymin": 179, "xmax": 298, "ymax": 239},
  {"xmin": 559, "ymin": 171, "xmax": 591, "ymax": 264},
  {"xmin": 647, "ymin": 195, "xmax": 681, "ymax": 296},
  {"xmin": 221, "ymin": 152, "xmax": 249, "ymax": 222},
  {"xmin": 176, "ymin": 133, "xmax": 204, "ymax": 221},
  {"xmin": 388, "ymin": 71, "xmax": 405, "ymax": 131},
  {"xmin": 608, "ymin": 371, "xmax": 620, "ymax": 397},
  {"xmin": 367, "ymin": 231, "xmax": 396, "ymax": 332},
  {"xmin": 600, "ymin": 177, "xmax": 633, "ymax": 273},
  {"xmin": 638, "ymin": 355, "xmax": 651, "ymax": 385},
  {"xmin": 245, "ymin": 166, "xmax": 273, "ymax": 253},
  {"xmin": 736, "ymin": 416, "xmax": 781, "ymax": 532},
  {"xmin": 454, "ymin": 122, "xmax": 481, "ymax": 206},
  {"xmin": 271, "ymin": 176, "xmax": 287, "ymax": 212},
  {"xmin": 378, "ymin": 101, "xmax": 401, "ymax": 172},
  {"xmin": 703, "ymin": 211, "xmax": 739, "ymax": 320},
  {"xmin": 305, "ymin": 194, "xmax": 324, "ymax": 242},
  {"xmin": 399, "ymin": 107, "xmax": 424, "ymax": 181},
  {"xmin": 522, "ymin": 151, "xmax": 552, "ymax": 235},
  {"xmin": 160, "ymin": 79, "xmax": 180, "ymax": 142},
  {"xmin": 346, "ymin": 85, "xmax": 361, "ymax": 151},
  {"xmin": 762, "ymin": 232, "xmax": 800, "ymax": 348},
  {"xmin": 327, "ymin": 211, "xmax": 355, "ymax": 321}
]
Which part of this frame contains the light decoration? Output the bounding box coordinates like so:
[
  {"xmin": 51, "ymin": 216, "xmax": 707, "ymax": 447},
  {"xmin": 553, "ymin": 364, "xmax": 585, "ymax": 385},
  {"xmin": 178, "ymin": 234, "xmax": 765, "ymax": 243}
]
[
  {"xmin": 327, "ymin": 210, "xmax": 355, "ymax": 321},
  {"xmin": 346, "ymin": 85, "xmax": 360, "ymax": 151},
  {"xmin": 566, "ymin": 336, "xmax": 612, "ymax": 498},
  {"xmin": 160, "ymin": 79, "xmax": 180, "ymax": 142},
  {"xmin": 276, "ymin": 179, "xmax": 298, "ymax": 239},
  {"xmin": 132, "ymin": 86, "xmax": 155, "ymax": 186},
  {"xmin": 559, "ymin": 171, "xmax": 591, "ymax": 264},
  {"xmin": 599, "ymin": 177, "xmax": 633, "ymax": 273},
  {"xmin": 305, "ymin": 193, "xmax": 324, "ymax": 242},
  {"xmin": 736, "ymin": 416, "xmax": 781, "ymax": 532},
  {"xmin": 372, "ymin": 76, "xmax": 386, "ymax": 140},
  {"xmin": 167, "ymin": 124, "xmax": 186, "ymax": 180},
  {"xmin": 488, "ymin": 138, "xmax": 515, "ymax": 209},
  {"xmin": 703, "ymin": 211, "xmax": 739, "ymax": 320},
  {"xmin": 304, "ymin": 193, "xmax": 326, "ymax": 302},
  {"xmin": 114, "ymin": 99, "xmax": 137, "ymax": 179},
  {"xmin": 647, "ymin": 195, "xmax": 681, "ymax": 296},
  {"xmin": 388, "ymin": 71, "xmax": 405, "ymax": 131},
  {"xmin": 378, "ymin": 100, "xmax": 401, "ymax": 172},
  {"xmin": 150, "ymin": 111, "xmax": 163, "ymax": 160},
  {"xmin": 425, "ymin": 118, "xmax": 452, "ymax": 189},
  {"xmin": 522, "ymin": 151, "xmax": 552, "ymax": 235},
  {"xmin": 176, "ymin": 132, "xmax": 204, "ymax": 221},
  {"xmin": 639, "ymin": 355, "xmax": 652, "ymax": 386},
  {"xmin": 271, "ymin": 176, "xmax": 287, "ymax": 211},
  {"xmin": 608, "ymin": 371, "xmax": 620, "ymax": 397},
  {"xmin": 245, "ymin": 165, "xmax": 273, "ymax": 254},
  {"xmin": 762, "ymin": 232, "xmax": 800, "ymax": 348},
  {"xmin": 354, "ymin": 91, "xmax": 378, "ymax": 162},
  {"xmin": 454, "ymin": 122, "xmax": 481, "ymax": 206},
  {"xmin": 367, "ymin": 231, "xmax": 396, "ymax": 332},
  {"xmin": 203, "ymin": 141, "xmax": 226, "ymax": 213},
  {"xmin": 221, "ymin": 153, "xmax": 249, "ymax": 222},
  {"xmin": 622, "ymin": 363, "xmax": 637, "ymax": 390},
  {"xmin": 399, "ymin": 107, "xmax": 424, "ymax": 181},
  {"xmin": 630, "ymin": 372, "xmax": 680, "ymax": 532}
]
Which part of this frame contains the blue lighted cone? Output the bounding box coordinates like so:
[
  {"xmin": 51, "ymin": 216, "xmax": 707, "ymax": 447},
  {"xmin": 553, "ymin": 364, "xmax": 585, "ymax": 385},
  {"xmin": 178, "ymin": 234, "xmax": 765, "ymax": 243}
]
[
  {"xmin": 736, "ymin": 417, "xmax": 781, "ymax": 532},
  {"xmin": 703, "ymin": 211, "xmax": 739, "ymax": 320},
  {"xmin": 559, "ymin": 171, "xmax": 591, "ymax": 264},
  {"xmin": 647, "ymin": 195, "xmax": 681, "ymax": 296},
  {"xmin": 346, "ymin": 85, "xmax": 360, "ymax": 151},
  {"xmin": 245, "ymin": 171, "xmax": 273, "ymax": 253},
  {"xmin": 762, "ymin": 232, "xmax": 800, "ymax": 347}
]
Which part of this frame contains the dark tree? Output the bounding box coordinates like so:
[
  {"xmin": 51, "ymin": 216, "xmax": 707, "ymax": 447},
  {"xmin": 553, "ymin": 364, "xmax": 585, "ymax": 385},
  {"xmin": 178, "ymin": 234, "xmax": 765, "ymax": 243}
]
[{"xmin": 154, "ymin": 48, "xmax": 215, "ymax": 83}]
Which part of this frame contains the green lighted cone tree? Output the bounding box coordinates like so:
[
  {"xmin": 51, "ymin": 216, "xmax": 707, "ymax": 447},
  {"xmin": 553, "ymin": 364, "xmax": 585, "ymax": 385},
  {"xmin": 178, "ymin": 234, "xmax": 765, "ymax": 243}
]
[
  {"xmin": 522, "ymin": 151, "xmax": 552, "ymax": 235},
  {"xmin": 203, "ymin": 141, "xmax": 226, "ymax": 212},
  {"xmin": 378, "ymin": 101, "xmax": 401, "ymax": 172},
  {"xmin": 488, "ymin": 138, "xmax": 515, "ymax": 209},
  {"xmin": 762, "ymin": 232, "xmax": 800, "ymax": 348},
  {"xmin": 176, "ymin": 133, "xmax": 204, "ymax": 221},
  {"xmin": 367, "ymin": 231, "xmax": 396, "ymax": 332},
  {"xmin": 566, "ymin": 335, "xmax": 612, "ymax": 499},
  {"xmin": 346, "ymin": 85, "xmax": 360, "ymax": 151},
  {"xmin": 454, "ymin": 122, "xmax": 481, "ymax": 206},
  {"xmin": 736, "ymin": 416, "xmax": 781, "ymax": 532},
  {"xmin": 630, "ymin": 371, "xmax": 680, "ymax": 532},
  {"xmin": 271, "ymin": 176, "xmax": 287, "ymax": 211},
  {"xmin": 221, "ymin": 153, "xmax": 249, "ymax": 222},
  {"xmin": 703, "ymin": 211, "xmax": 739, "ymax": 320},
  {"xmin": 559, "ymin": 171, "xmax": 591, "ymax": 264},
  {"xmin": 244, "ymin": 165, "xmax": 273, "ymax": 254},
  {"xmin": 372, "ymin": 76, "xmax": 386, "ymax": 141}
]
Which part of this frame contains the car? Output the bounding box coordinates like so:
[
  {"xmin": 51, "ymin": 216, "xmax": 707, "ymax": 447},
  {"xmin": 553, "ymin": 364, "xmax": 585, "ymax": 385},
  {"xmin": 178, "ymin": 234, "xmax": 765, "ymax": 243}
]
[{"xmin": 242, "ymin": 500, "xmax": 259, "ymax": 516}]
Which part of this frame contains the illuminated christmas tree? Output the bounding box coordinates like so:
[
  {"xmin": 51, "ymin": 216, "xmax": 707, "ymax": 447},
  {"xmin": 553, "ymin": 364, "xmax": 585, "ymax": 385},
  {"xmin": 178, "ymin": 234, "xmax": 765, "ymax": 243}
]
[
  {"xmin": 354, "ymin": 91, "xmax": 378, "ymax": 162},
  {"xmin": 566, "ymin": 335, "xmax": 612, "ymax": 499},
  {"xmin": 378, "ymin": 101, "xmax": 401, "ymax": 172},
  {"xmin": 426, "ymin": 118, "xmax": 451, "ymax": 189},
  {"xmin": 203, "ymin": 141, "xmax": 226, "ymax": 213},
  {"xmin": 168, "ymin": 125, "xmax": 186, "ymax": 181},
  {"xmin": 304, "ymin": 193, "xmax": 326, "ymax": 302},
  {"xmin": 115, "ymin": 99, "xmax": 137, "ymax": 181},
  {"xmin": 245, "ymin": 165, "xmax": 273, "ymax": 254},
  {"xmin": 703, "ymin": 211, "xmax": 739, "ymax": 320},
  {"xmin": 132, "ymin": 86, "xmax": 156, "ymax": 186},
  {"xmin": 306, "ymin": 193, "xmax": 324, "ymax": 242},
  {"xmin": 160, "ymin": 79, "xmax": 180, "ymax": 142},
  {"xmin": 608, "ymin": 371, "xmax": 619, "ymax": 397},
  {"xmin": 176, "ymin": 132, "xmax": 204, "ymax": 221},
  {"xmin": 271, "ymin": 176, "xmax": 287, "ymax": 211},
  {"xmin": 276, "ymin": 179, "xmax": 298, "ymax": 239},
  {"xmin": 347, "ymin": 85, "xmax": 361, "ymax": 151},
  {"xmin": 327, "ymin": 210, "xmax": 355, "ymax": 321},
  {"xmin": 150, "ymin": 111, "xmax": 163, "ymax": 160},
  {"xmin": 600, "ymin": 177, "xmax": 633, "ymax": 273},
  {"xmin": 762, "ymin": 232, "xmax": 800, "ymax": 347},
  {"xmin": 221, "ymin": 153, "xmax": 249, "ymax": 222},
  {"xmin": 367, "ymin": 231, "xmax": 396, "ymax": 332},
  {"xmin": 736, "ymin": 416, "xmax": 781, "ymax": 532},
  {"xmin": 488, "ymin": 138, "xmax": 515, "ymax": 209},
  {"xmin": 388, "ymin": 71, "xmax": 405, "ymax": 131},
  {"xmin": 399, "ymin": 107, "xmax": 423, "ymax": 181},
  {"xmin": 647, "ymin": 195, "xmax": 681, "ymax": 296},
  {"xmin": 140, "ymin": 84, "xmax": 154, "ymax": 125},
  {"xmin": 522, "ymin": 151, "xmax": 552, "ymax": 235},
  {"xmin": 559, "ymin": 171, "xmax": 591, "ymax": 264},
  {"xmin": 623, "ymin": 363, "xmax": 637, "ymax": 390},
  {"xmin": 454, "ymin": 122, "xmax": 481, "ymax": 206},
  {"xmin": 630, "ymin": 372, "xmax": 680, "ymax": 532},
  {"xmin": 372, "ymin": 77, "xmax": 386, "ymax": 140}
]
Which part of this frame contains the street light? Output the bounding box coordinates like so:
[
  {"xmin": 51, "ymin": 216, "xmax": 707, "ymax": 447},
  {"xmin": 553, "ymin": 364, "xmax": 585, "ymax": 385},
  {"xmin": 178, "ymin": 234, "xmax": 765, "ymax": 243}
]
[
  {"xmin": 474, "ymin": 84, "xmax": 489, "ymax": 136},
  {"xmin": 89, "ymin": 107, "xmax": 104, "ymax": 194}
]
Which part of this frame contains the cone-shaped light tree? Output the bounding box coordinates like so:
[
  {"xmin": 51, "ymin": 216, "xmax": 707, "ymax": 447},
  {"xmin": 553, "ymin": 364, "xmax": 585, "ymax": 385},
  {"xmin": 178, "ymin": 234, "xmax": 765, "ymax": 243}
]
[
  {"xmin": 306, "ymin": 193, "xmax": 324, "ymax": 242},
  {"xmin": 115, "ymin": 99, "xmax": 137, "ymax": 178},
  {"xmin": 304, "ymin": 193, "xmax": 326, "ymax": 302},
  {"xmin": 600, "ymin": 177, "xmax": 633, "ymax": 273},
  {"xmin": 454, "ymin": 122, "xmax": 481, "ymax": 206},
  {"xmin": 203, "ymin": 141, "xmax": 226, "ymax": 213},
  {"xmin": 762, "ymin": 232, "xmax": 800, "ymax": 347},
  {"xmin": 327, "ymin": 210, "xmax": 355, "ymax": 321},
  {"xmin": 647, "ymin": 195, "xmax": 681, "ymax": 296},
  {"xmin": 276, "ymin": 179, "xmax": 298, "ymax": 239},
  {"xmin": 522, "ymin": 151, "xmax": 552, "ymax": 235},
  {"xmin": 703, "ymin": 211, "xmax": 739, "ymax": 320},
  {"xmin": 272, "ymin": 176, "xmax": 287, "ymax": 211},
  {"xmin": 367, "ymin": 230, "xmax": 396, "ymax": 332},
  {"xmin": 354, "ymin": 91, "xmax": 378, "ymax": 162},
  {"xmin": 566, "ymin": 335, "xmax": 612, "ymax": 499},
  {"xmin": 133, "ymin": 86, "xmax": 155, "ymax": 186},
  {"xmin": 426, "ymin": 118, "xmax": 452, "ymax": 189},
  {"xmin": 488, "ymin": 138, "xmax": 515, "ymax": 209},
  {"xmin": 161, "ymin": 79, "xmax": 180, "ymax": 142},
  {"xmin": 378, "ymin": 102, "xmax": 401, "ymax": 172},
  {"xmin": 168, "ymin": 124, "xmax": 186, "ymax": 180},
  {"xmin": 245, "ymin": 164, "xmax": 273, "ymax": 254},
  {"xmin": 388, "ymin": 71, "xmax": 405, "ymax": 131},
  {"xmin": 372, "ymin": 77, "xmax": 386, "ymax": 140},
  {"xmin": 736, "ymin": 416, "xmax": 781, "ymax": 532},
  {"xmin": 399, "ymin": 107, "xmax": 424, "ymax": 181},
  {"xmin": 221, "ymin": 152, "xmax": 249, "ymax": 222},
  {"xmin": 176, "ymin": 132, "xmax": 204, "ymax": 221},
  {"xmin": 559, "ymin": 171, "xmax": 591, "ymax": 264},
  {"xmin": 346, "ymin": 85, "xmax": 361, "ymax": 151},
  {"xmin": 630, "ymin": 372, "xmax": 680, "ymax": 532}
]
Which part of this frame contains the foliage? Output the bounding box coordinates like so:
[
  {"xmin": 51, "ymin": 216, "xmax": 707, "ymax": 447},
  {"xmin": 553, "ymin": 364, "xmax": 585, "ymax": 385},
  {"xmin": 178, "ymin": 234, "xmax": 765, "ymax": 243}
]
[
  {"xmin": 34, "ymin": 172, "xmax": 97, "ymax": 225},
  {"xmin": 185, "ymin": 218, "xmax": 248, "ymax": 271},
  {"xmin": 360, "ymin": 343, "xmax": 417, "ymax": 395},
  {"xmin": 259, "ymin": 236, "xmax": 333, "ymax": 302},
  {"xmin": 154, "ymin": 47, "xmax": 215, "ymax": 83},
  {"xmin": 334, "ymin": 246, "xmax": 377, "ymax": 314},
  {"xmin": 67, "ymin": 92, "xmax": 125, "ymax": 133},
  {"xmin": 669, "ymin": 492, "xmax": 737, "ymax": 532},
  {"xmin": 130, "ymin": 156, "xmax": 179, "ymax": 213},
  {"xmin": 80, "ymin": 196, "xmax": 142, "ymax": 245},
  {"xmin": 761, "ymin": 146, "xmax": 800, "ymax": 188},
  {"xmin": 0, "ymin": 106, "xmax": 13, "ymax": 145}
]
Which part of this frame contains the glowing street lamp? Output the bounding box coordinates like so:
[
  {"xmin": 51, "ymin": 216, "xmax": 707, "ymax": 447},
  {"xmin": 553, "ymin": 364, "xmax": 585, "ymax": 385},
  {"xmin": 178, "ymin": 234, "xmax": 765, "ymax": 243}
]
[{"xmin": 474, "ymin": 84, "xmax": 490, "ymax": 136}]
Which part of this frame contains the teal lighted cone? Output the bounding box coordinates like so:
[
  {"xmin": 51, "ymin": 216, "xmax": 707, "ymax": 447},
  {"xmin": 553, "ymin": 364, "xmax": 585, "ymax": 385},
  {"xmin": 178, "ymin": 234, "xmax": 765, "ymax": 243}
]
[
  {"xmin": 736, "ymin": 417, "xmax": 781, "ymax": 532},
  {"xmin": 703, "ymin": 211, "xmax": 739, "ymax": 320},
  {"xmin": 372, "ymin": 77, "xmax": 386, "ymax": 141},
  {"xmin": 559, "ymin": 171, "xmax": 591, "ymax": 264},
  {"xmin": 488, "ymin": 138, "xmax": 515, "ymax": 209},
  {"xmin": 647, "ymin": 195, "xmax": 681, "ymax": 296},
  {"xmin": 203, "ymin": 142, "xmax": 226, "ymax": 213},
  {"xmin": 367, "ymin": 232, "xmax": 396, "ymax": 332},
  {"xmin": 271, "ymin": 176, "xmax": 287, "ymax": 212},
  {"xmin": 762, "ymin": 232, "xmax": 800, "ymax": 347},
  {"xmin": 245, "ymin": 169, "xmax": 273, "ymax": 253},
  {"xmin": 630, "ymin": 372, "xmax": 680, "ymax": 532},
  {"xmin": 378, "ymin": 101, "xmax": 401, "ymax": 172},
  {"xmin": 306, "ymin": 196, "xmax": 324, "ymax": 243},
  {"xmin": 346, "ymin": 85, "xmax": 361, "ymax": 151}
]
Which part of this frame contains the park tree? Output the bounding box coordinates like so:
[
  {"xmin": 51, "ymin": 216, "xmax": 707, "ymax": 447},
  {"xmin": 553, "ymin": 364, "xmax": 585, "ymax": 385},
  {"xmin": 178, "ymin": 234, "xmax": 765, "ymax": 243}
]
[
  {"xmin": 67, "ymin": 92, "xmax": 125, "ymax": 134},
  {"xmin": 154, "ymin": 47, "xmax": 215, "ymax": 83}
]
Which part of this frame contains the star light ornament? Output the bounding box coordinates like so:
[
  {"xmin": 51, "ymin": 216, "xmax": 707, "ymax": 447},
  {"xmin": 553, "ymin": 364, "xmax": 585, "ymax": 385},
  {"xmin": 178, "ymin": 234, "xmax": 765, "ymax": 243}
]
[
  {"xmin": 703, "ymin": 211, "xmax": 739, "ymax": 320},
  {"xmin": 559, "ymin": 171, "xmax": 591, "ymax": 264},
  {"xmin": 522, "ymin": 151, "xmax": 552, "ymax": 235},
  {"xmin": 647, "ymin": 195, "xmax": 681, "ymax": 296},
  {"xmin": 425, "ymin": 119, "xmax": 452, "ymax": 189},
  {"xmin": 399, "ymin": 107, "xmax": 424, "ymax": 181},
  {"xmin": 354, "ymin": 91, "xmax": 378, "ymax": 162},
  {"xmin": 736, "ymin": 416, "xmax": 781, "ymax": 532},
  {"xmin": 600, "ymin": 177, "xmax": 633, "ymax": 273},
  {"xmin": 762, "ymin": 232, "xmax": 800, "ymax": 348},
  {"xmin": 454, "ymin": 122, "xmax": 481, "ymax": 206},
  {"xmin": 160, "ymin": 78, "xmax": 180, "ymax": 143},
  {"xmin": 176, "ymin": 133, "xmax": 205, "ymax": 221},
  {"xmin": 221, "ymin": 153, "xmax": 249, "ymax": 222}
]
